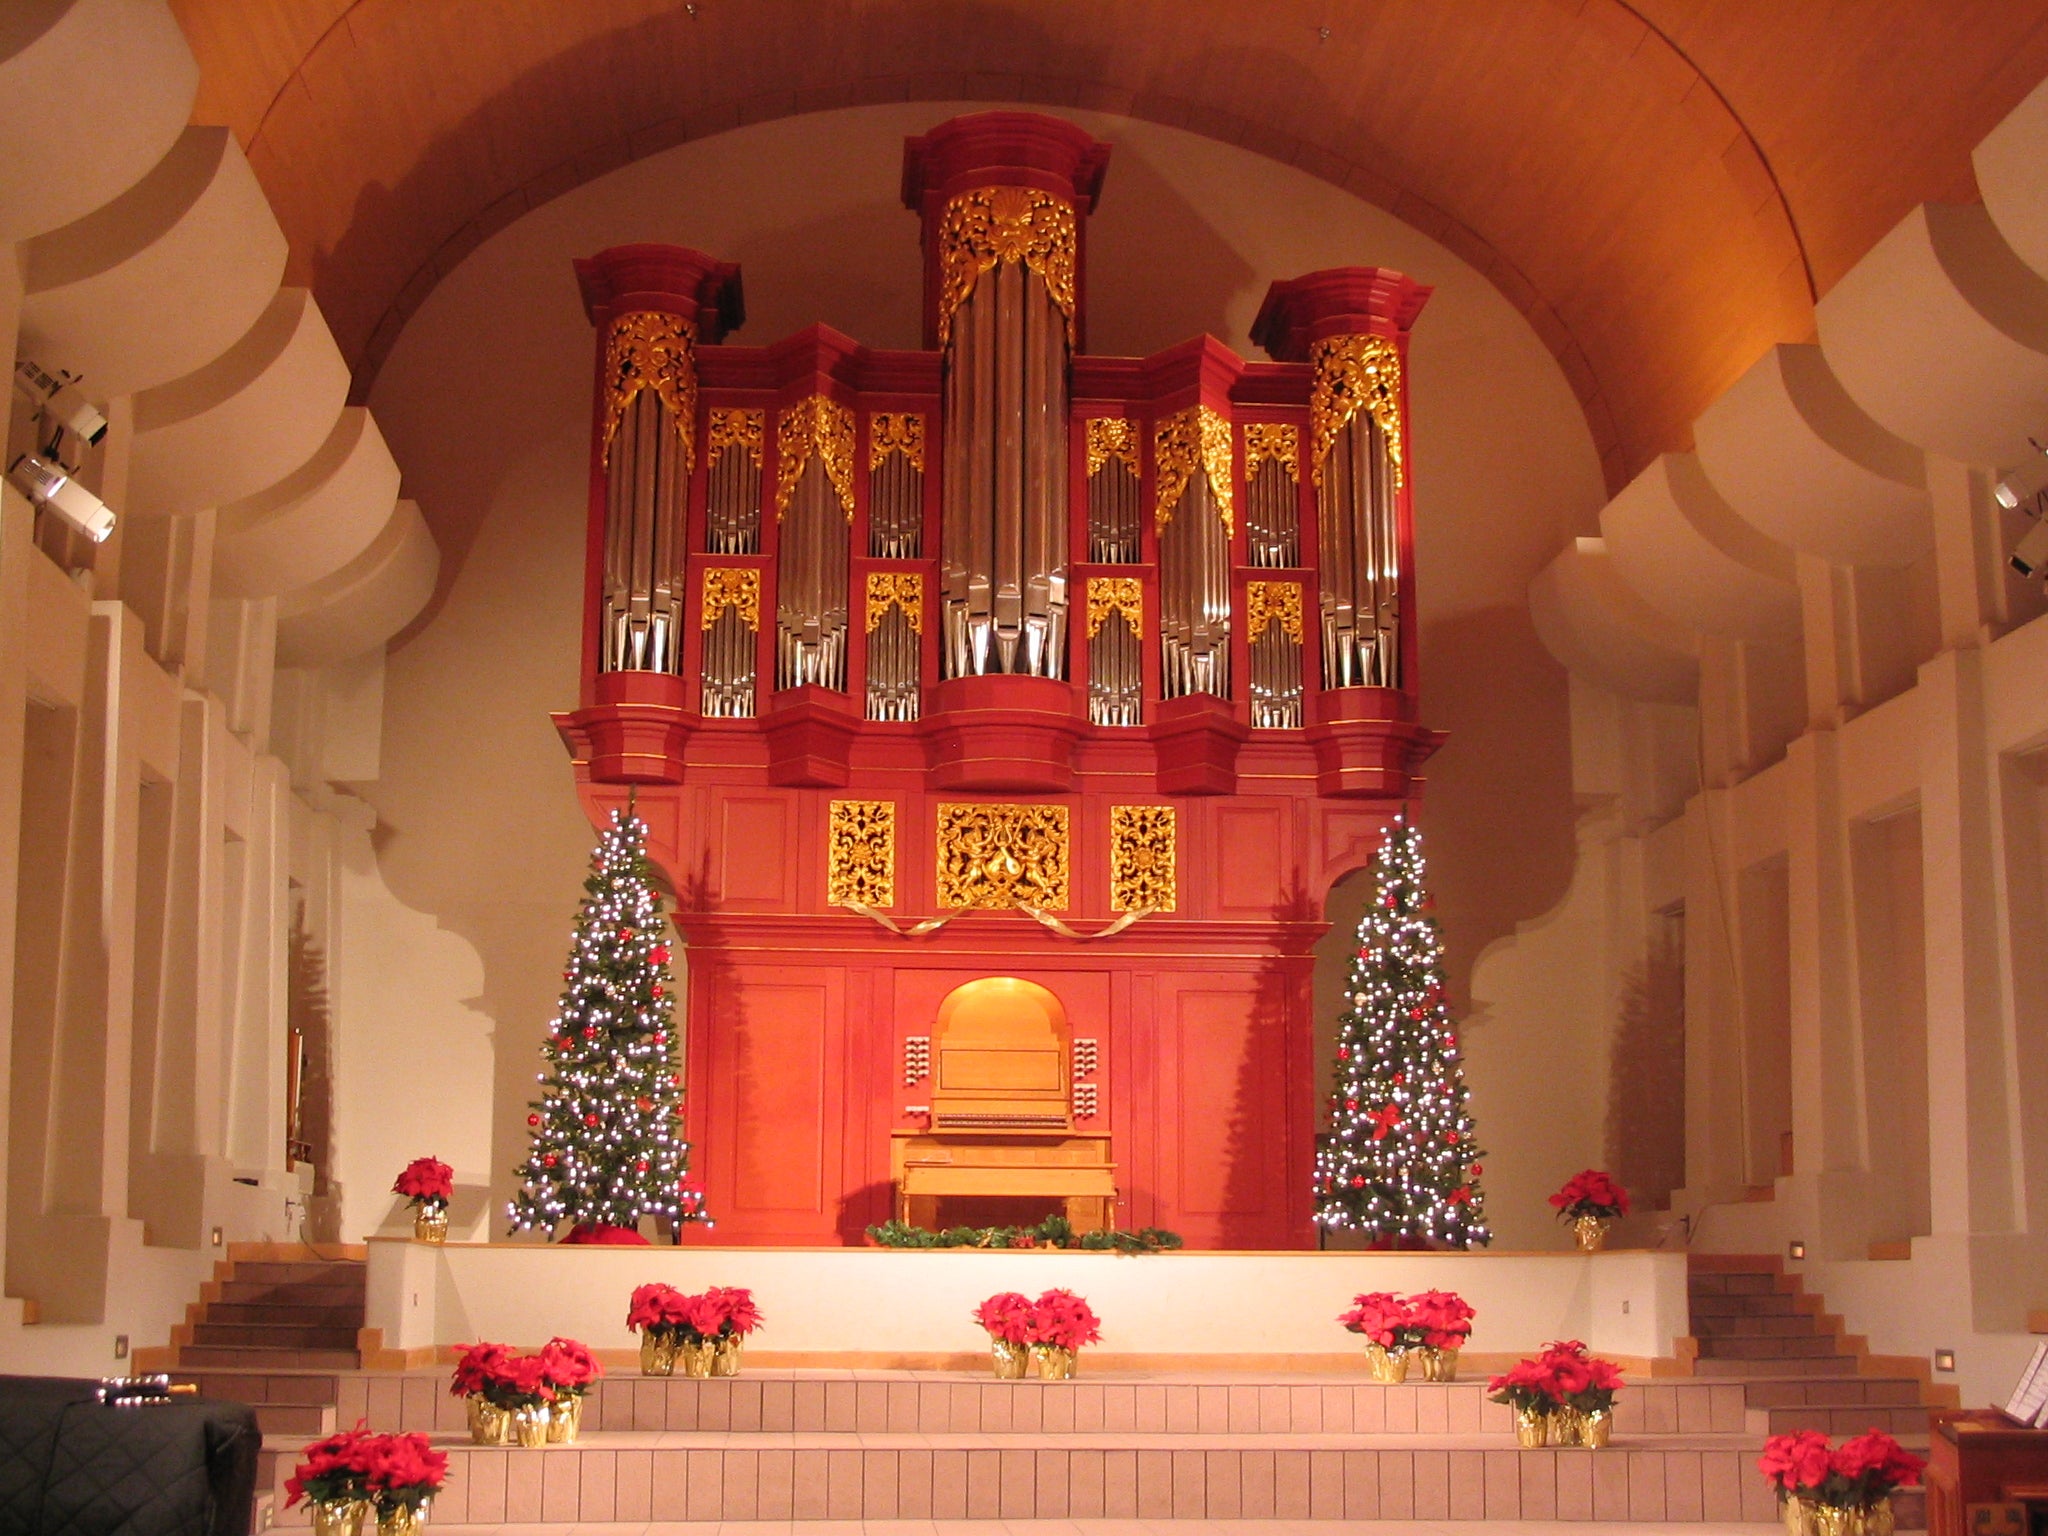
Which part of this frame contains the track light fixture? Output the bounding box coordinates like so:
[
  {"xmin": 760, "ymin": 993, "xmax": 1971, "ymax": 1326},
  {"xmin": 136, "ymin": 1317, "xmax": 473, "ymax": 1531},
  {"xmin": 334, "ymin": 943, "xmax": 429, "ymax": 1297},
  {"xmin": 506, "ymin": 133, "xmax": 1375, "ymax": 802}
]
[
  {"xmin": 1999, "ymin": 438, "xmax": 2048, "ymax": 578},
  {"xmin": 13, "ymin": 358, "xmax": 106, "ymax": 447},
  {"xmin": 6, "ymin": 452, "xmax": 115, "ymax": 542}
]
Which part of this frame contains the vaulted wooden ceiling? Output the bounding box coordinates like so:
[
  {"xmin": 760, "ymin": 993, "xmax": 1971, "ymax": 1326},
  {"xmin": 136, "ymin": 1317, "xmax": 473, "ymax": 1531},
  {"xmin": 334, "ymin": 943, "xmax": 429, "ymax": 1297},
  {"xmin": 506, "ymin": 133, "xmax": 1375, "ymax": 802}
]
[{"xmin": 167, "ymin": 0, "xmax": 2048, "ymax": 492}]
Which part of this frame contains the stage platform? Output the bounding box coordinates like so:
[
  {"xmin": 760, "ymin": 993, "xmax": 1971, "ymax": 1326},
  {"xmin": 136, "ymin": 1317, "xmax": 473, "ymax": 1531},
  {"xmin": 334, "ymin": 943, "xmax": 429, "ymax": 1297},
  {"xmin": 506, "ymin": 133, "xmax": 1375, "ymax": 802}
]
[{"xmin": 364, "ymin": 1241, "xmax": 1689, "ymax": 1369}]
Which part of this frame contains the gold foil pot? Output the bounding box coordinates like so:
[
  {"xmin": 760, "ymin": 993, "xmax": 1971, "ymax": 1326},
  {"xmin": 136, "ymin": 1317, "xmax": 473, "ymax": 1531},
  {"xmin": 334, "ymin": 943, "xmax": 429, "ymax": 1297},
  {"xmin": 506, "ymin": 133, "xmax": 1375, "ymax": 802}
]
[
  {"xmin": 1362, "ymin": 1343, "xmax": 1411, "ymax": 1383},
  {"xmin": 712, "ymin": 1335, "xmax": 743, "ymax": 1377},
  {"xmin": 310, "ymin": 1499, "xmax": 369, "ymax": 1536},
  {"xmin": 510, "ymin": 1405, "xmax": 549, "ymax": 1448},
  {"xmin": 679, "ymin": 1339, "xmax": 718, "ymax": 1379},
  {"xmin": 640, "ymin": 1332, "xmax": 678, "ymax": 1376},
  {"xmin": 1031, "ymin": 1345, "xmax": 1078, "ymax": 1380},
  {"xmin": 1416, "ymin": 1346, "xmax": 1459, "ymax": 1382},
  {"xmin": 545, "ymin": 1392, "xmax": 583, "ymax": 1443},
  {"xmin": 989, "ymin": 1338, "xmax": 1028, "ymax": 1380},
  {"xmin": 412, "ymin": 1206, "xmax": 448, "ymax": 1244},
  {"xmin": 465, "ymin": 1394, "xmax": 510, "ymax": 1445},
  {"xmin": 375, "ymin": 1500, "xmax": 430, "ymax": 1536},
  {"xmin": 1572, "ymin": 1215, "xmax": 1611, "ymax": 1252},
  {"xmin": 1512, "ymin": 1405, "xmax": 1549, "ymax": 1448}
]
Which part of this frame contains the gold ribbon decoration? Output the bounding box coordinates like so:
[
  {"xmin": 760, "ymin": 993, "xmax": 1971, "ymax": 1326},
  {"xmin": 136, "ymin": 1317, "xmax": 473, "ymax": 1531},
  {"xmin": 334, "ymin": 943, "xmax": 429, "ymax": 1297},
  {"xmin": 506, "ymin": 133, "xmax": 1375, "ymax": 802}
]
[
  {"xmin": 1243, "ymin": 422, "xmax": 1300, "ymax": 482},
  {"xmin": 775, "ymin": 395, "xmax": 856, "ymax": 521},
  {"xmin": 1309, "ymin": 334, "xmax": 1405, "ymax": 491},
  {"xmin": 707, "ymin": 407, "xmax": 763, "ymax": 469},
  {"xmin": 935, "ymin": 186, "xmax": 1079, "ymax": 348},
  {"xmin": 1085, "ymin": 575, "xmax": 1144, "ymax": 639},
  {"xmin": 839, "ymin": 902, "xmax": 1154, "ymax": 942},
  {"xmin": 601, "ymin": 311, "xmax": 697, "ymax": 471},
  {"xmin": 1154, "ymin": 405, "xmax": 1236, "ymax": 535},
  {"xmin": 868, "ymin": 412, "xmax": 926, "ymax": 472},
  {"xmin": 1085, "ymin": 417, "xmax": 1139, "ymax": 478},
  {"xmin": 864, "ymin": 571, "xmax": 925, "ymax": 633},
  {"xmin": 699, "ymin": 567, "xmax": 760, "ymax": 630},
  {"xmin": 1245, "ymin": 579, "xmax": 1305, "ymax": 645}
]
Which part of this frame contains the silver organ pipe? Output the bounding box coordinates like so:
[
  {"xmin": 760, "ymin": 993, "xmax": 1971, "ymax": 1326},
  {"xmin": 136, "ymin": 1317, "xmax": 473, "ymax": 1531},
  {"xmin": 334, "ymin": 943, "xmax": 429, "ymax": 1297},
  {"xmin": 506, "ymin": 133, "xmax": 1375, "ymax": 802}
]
[
  {"xmin": 599, "ymin": 315, "xmax": 695, "ymax": 673},
  {"xmin": 1246, "ymin": 579, "xmax": 1305, "ymax": 729},
  {"xmin": 705, "ymin": 408, "xmax": 763, "ymax": 554},
  {"xmin": 1154, "ymin": 406, "xmax": 1233, "ymax": 702},
  {"xmin": 774, "ymin": 396, "xmax": 854, "ymax": 692},
  {"xmin": 864, "ymin": 572, "xmax": 923, "ymax": 721},
  {"xmin": 699, "ymin": 568, "xmax": 759, "ymax": 718},
  {"xmin": 1085, "ymin": 576, "xmax": 1143, "ymax": 726},
  {"xmin": 868, "ymin": 413, "xmax": 925, "ymax": 557},
  {"xmin": 1242, "ymin": 423, "xmax": 1301, "ymax": 568},
  {"xmin": 1310, "ymin": 334, "xmax": 1406, "ymax": 691},
  {"xmin": 935, "ymin": 190, "xmax": 1076, "ymax": 680},
  {"xmin": 1085, "ymin": 417, "xmax": 1141, "ymax": 562}
]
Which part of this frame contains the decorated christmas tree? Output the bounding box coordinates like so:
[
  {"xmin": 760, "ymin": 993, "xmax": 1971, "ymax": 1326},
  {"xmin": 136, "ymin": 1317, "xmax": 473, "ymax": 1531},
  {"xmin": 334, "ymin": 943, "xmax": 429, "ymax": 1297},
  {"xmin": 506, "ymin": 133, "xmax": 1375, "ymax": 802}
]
[
  {"xmin": 508, "ymin": 807, "xmax": 710, "ymax": 1241},
  {"xmin": 1313, "ymin": 813, "xmax": 1490, "ymax": 1247}
]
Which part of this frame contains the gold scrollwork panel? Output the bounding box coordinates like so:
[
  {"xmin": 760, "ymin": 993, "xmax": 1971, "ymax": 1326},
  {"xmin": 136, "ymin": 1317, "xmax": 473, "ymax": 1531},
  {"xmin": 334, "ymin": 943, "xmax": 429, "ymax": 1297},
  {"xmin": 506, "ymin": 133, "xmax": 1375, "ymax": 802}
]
[
  {"xmin": 828, "ymin": 799, "xmax": 896, "ymax": 908},
  {"xmin": 1309, "ymin": 334, "xmax": 1404, "ymax": 490},
  {"xmin": 936, "ymin": 803, "xmax": 1069, "ymax": 911},
  {"xmin": 865, "ymin": 571, "xmax": 925, "ymax": 633},
  {"xmin": 1154, "ymin": 405, "xmax": 1236, "ymax": 534},
  {"xmin": 1109, "ymin": 805, "xmax": 1177, "ymax": 913},
  {"xmin": 700, "ymin": 566, "xmax": 761, "ymax": 630},
  {"xmin": 775, "ymin": 395, "xmax": 857, "ymax": 520},
  {"xmin": 935, "ymin": 186, "xmax": 1078, "ymax": 347},
  {"xmin": 601, "ymin": 311, "xmax": 697, "ymax": 470}
]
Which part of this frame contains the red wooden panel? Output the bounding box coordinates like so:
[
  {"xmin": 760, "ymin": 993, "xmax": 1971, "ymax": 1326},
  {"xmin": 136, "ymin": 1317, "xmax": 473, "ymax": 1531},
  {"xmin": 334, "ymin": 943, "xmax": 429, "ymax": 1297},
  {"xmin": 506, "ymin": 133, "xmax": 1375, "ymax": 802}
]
[
  {"xmin": 1215, "ymin": 803, "xmax": 1288, "ymax": 915},
  {"xmin": 716, "ymin": 793, "xmax": 793, "ymax": 908}
]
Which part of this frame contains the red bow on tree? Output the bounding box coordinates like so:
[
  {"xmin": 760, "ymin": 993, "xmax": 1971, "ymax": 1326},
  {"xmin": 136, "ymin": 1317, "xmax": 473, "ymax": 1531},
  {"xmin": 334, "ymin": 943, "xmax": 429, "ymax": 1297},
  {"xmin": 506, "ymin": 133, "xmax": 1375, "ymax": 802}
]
[{"xmin": 1369, "ymin": 1103, "xmax": 1403, "ymax": 1141}]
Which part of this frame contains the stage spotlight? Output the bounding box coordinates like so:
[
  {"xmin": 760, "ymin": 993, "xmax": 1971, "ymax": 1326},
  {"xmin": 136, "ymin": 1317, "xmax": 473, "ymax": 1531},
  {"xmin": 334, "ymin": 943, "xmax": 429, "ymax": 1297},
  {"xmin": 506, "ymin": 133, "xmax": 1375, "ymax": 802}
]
[
  {"xmin": 13, "ymin": 358, "xmax": 107, "ymax": 447},
  {"xmin": 6, "ymin": 453, "xmax": 116, "ymax": 543},
  {"xmin": 2012, "ymin": 516, "xmax": 2048, "ymax": 579}
]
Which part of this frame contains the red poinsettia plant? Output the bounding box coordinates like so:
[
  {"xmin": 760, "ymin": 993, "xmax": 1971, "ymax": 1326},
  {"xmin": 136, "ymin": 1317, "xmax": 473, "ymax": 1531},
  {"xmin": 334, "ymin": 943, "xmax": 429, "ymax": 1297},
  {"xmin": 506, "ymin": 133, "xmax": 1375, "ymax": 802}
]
[
  {"xmin": 1023, "ymin": 1288, "xmax": 1102, "ymax": 1351},
  {"xmin": 284, "ymin": 1425, "xmax": 378, "ymax": 1508},
  {"xmin": 973, "ymin": 1291, "xmax": 1034, "ymax": 1346},
  {"xmin": 1759, "ymin": 1430, "xmax": 1925, "ymax": 1509},
  {"xmin": 539, "ymin": 1336, "xmax": 604, "ymax": 1400},
  {"xmin": 392, "ymin": 1156, "xmax": 454, "ymax": 1211},
  {"xmin": 1337, "ymin": 1290, "xmax": 1476, "ymax": 1350},
  {"xmin": 448, "ymin": 1341, "xmax": 557, "ymax": 1410},
  {"xmin": 1549, "ymin": 1169, "xmax": 1630, "ymax": 1222},
  {"xmin": 1487, "ymin": 1339, "xmax": 1626, "ymax": 1414},
  {"xmin": 625, "ymin": 1282, "xmax": 763, "ymax": 1343},
  {"xmin": 364, "ymin": 1431, "xmax": 447, "ymax": 1520}
]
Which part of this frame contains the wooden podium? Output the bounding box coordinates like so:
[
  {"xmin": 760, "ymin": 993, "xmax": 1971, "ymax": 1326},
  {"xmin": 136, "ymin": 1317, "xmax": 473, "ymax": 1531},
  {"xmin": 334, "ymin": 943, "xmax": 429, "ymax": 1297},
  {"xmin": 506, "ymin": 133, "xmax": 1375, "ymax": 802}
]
[
  {"xmin": 1928, "ymin": 1410, "xmax": 2048, "ymax": 1536},
  {"xmin": 891, "ymin": 977, "xmax": 1117, "ymax": 1231}
]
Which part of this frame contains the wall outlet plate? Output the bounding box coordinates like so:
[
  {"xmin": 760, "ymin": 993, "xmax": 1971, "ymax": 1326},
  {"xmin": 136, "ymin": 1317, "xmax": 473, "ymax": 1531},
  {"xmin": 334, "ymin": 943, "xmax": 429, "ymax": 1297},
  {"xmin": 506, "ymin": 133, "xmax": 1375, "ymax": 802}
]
[{"xmin": 113, "ymin": 1334, "xmax": 128, "ymax": 1359}]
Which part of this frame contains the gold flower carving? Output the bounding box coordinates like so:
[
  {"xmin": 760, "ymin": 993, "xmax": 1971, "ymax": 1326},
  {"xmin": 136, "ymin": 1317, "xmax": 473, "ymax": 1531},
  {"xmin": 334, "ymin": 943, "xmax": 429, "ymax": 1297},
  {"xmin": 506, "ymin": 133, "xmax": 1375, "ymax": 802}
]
[
  {"xmin": 869, "ymin": 412, "xmax": 925, "ymax": 472},
  {"xmin": 1085, "ymin": 417, "xmax": 1139, "ymax": 478},
  {"xmin": 1245, "ymin": 580, "xmax": 1305, "ymax": 645},
  {"xmin": 700, "ymin": 567, "xmax": 760, "ymax": 630},
  {"xmin": 935, "ymin": 186, "xmax": 1078, "ymax": 348},
  {"xmin": 1309, "ymin": 334, "xmax": 1405, "ymax": 491},
  {"xmin": 775, "ymin": 395, "xmax": 856, "ymax": 521},
  {"xmin": 601, "ymin": 311, "xmax": 697, "ymax": 471},
  {"xmin": 1085, "ymin": 575, "xmax": 1144, "ymax": 639},
  {"xmin": 1243, "ymin": 422, "xmax": 1300, "ymax": 482},
  {"xmin": 1154, "ymin": 405, "xmax": 1235, "ymax": 535},
  {"xmin": 707, "ymin": 407, "xmax": 763, "ymax": 468},
  {"xmin": 864, "ymin": 571, "xmax": 924, "ymax": 633}
]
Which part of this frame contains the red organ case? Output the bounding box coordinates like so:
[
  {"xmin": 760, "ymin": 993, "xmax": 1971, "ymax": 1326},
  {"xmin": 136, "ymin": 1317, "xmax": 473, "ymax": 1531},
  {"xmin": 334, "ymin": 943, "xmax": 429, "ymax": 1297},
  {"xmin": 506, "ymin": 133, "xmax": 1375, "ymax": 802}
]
[{"xmin": 553, "ymin": 112, "xmax": 1441, "ymax": 1248}]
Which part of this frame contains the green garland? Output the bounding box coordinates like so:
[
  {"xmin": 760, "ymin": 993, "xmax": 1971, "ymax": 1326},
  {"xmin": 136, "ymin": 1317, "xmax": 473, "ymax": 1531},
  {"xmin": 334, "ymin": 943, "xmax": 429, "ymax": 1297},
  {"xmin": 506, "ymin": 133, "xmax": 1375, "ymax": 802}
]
[{"xmin": 864, "ymin": 1214, "xmax": 1184, "ymax": 1253}]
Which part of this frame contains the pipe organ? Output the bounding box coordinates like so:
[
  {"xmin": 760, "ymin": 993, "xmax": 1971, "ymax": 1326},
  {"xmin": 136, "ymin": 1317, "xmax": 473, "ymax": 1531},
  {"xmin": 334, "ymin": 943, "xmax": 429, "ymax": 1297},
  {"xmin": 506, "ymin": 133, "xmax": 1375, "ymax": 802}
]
[{"xmin": 555, "ymin": 115, "xmax": 1443, "ymax": 1250}]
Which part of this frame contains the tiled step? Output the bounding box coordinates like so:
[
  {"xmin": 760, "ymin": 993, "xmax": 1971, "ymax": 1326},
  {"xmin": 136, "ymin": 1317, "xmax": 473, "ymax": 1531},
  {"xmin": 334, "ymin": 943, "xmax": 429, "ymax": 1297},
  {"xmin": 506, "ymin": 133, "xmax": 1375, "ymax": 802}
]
[
  {"xmin": 1694, "ymin": 1312, "xmax": 1823, "ymax": 1338},
  {"xmin": 1689, "ymin": 1290, "xmax": 1802, "ymax": 1317},
  {"xmin": 172, "ymin": 1370, "xmax": 342, "ymax": 1406},
  {"xmin": 1695, "ymin": 1343, "xmax": 1843, "ymax": 1368},
  {"xmin": 192, "ymin": 1321, "xmax": 361, "ymax": 1349},
  {"xmin": 263, "ymin": 1433, "xmax": 1794, "ymax": 1526},
  {"xmin": 1755, "ymin": 1404, "xmax": 1932, "ymax": 1434},
  {"xmin": 1691, "ymin": 1355, "xmax": 1860, "ymax": 1377},
  {"xmin": 339, "ymin": 1372, "xmax": 1753, "ymax": 1440},
  {"xmin": 205, "ymin": 1302, "xmax": 363, "ymax": 1327},
  {"xmin": 217, "ymin": 1280, "xmax": 365, "ymax": 1307},
  {"xmin": 1739, "ymin": 1378, "xmax": 1924, "ymax": 1408},
  {"xmin": 1687, "ymin": 1272, "xmax": 1779, "ymax": 1295},
  {"xmin": 255, "ymin": 1401, "xmax": 337, "ymax": 1435},
  {"xmin": 178, "ymin": 1345, "xmax": 360, "ymax": 1369},
  {"xmin": 226, "ymin": 1261, "xmax": 364, "ymax": 1287}
]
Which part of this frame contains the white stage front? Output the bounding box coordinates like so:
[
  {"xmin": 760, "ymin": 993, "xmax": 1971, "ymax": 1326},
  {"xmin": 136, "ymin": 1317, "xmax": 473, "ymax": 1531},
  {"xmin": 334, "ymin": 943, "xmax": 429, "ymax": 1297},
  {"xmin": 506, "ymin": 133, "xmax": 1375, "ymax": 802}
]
[{"xmin": 365, "ymin": 1241, "xmax": 1689, "ymax": 1370}]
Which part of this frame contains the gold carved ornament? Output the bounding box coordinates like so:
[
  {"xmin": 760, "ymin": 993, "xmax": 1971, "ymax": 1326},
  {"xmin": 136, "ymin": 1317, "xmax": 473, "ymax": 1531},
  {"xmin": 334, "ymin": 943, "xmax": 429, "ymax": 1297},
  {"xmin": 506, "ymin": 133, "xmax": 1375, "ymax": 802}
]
[
  {"xmin": 1243, "ymin": 422, "xmax": 1300, "ymax": 482},
  {"xmin": 827, "ymin": 800, "xmax": 896, "ymax": 908},
  {"xmin": 935, "ymin": 186, "xmax": 1078, "ymax": 348},
  {"xmin": 601, "ymin": 311, "xmax": 697, "ymax": 472},
  {"xmin": 706, "ymin": 407, "xmax": 763, "ymax": 468},
  {"xmin": 865, "ymin": 571, "xmax": 925, "ymax": 633},
  {"xmin": 1154, "ymin": 405, "xmax": 1236, "ymax": 535},
  {"xmin": 1109, "ymin": 805, "xmax": 1177, "ymax": 913},
  {"xmin": 1309, "ymin": 333, "xmax": 1405, "ymax": 491},
  {"xmin": 699, "ymin": 567, "xmax": 760, "ymax": 630},
  {"xmin": 936, "ymin": 803, "xmax": 1069, "ymax": 911},
  {"xmin": 1084, "ymin": 575, "xmax": 1143, "ymax": 639},
  {"xmin": 1245, "ymin": 579, "xmax": 1305, "ymax": 645},
  {"xmin": 774, "ymin": 395, "xmax": 857, "ymax": 521},
  {"xmin": 868, "ymin": 412, "xmax": 925, "ymax": 472},
  {"xmin": 1085, "ymin": 417, "xmax": 1139, "ymax": 478}
]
